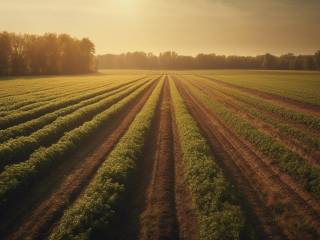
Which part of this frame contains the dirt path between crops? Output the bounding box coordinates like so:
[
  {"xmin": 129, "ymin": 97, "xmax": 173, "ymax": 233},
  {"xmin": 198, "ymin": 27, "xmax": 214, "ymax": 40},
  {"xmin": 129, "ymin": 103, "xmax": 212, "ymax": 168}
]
[
  {"xmin": 187, "ymin": 80, "xmax": 320, "ymax": 168},
  {"xmin": 108, "ymin": 77, "xmax": 199, "ymax": 240},
  {"xmin": 0, "ymin": 78, "xmax": 160, "ymax": 240},
  {"xmin": 197, "ymin": 75, "xmax": 320, "ymax": 117},
  {"xmin": 191, "ymin": 77, "xmax": 320, "ymax": 140},
  {"xmin": 174, "ymin": 77, "xmax": 320, "ymax": 240}
]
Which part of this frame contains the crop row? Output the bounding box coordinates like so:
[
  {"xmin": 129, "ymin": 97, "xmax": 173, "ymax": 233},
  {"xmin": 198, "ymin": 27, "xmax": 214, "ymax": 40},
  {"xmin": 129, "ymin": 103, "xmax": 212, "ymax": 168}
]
[
  {"xmin": 170, "ymin": 78, "xmax": 245, "ymax": 239},
  {"xmin": 48, "ymin": 77, "xmax": 164, "ymax": 240},
  {"xmin": 0, "ymin": 76, "xmax": 148, "ymax": 129},
  {"xmin": 205, "ymin": 76, "xmax": 320, "ymax": 131},
  {"xmin": 0, "ymin": 77, "xmax": 157, "ymax": 210},
  {"xmin": 0, "ymin": 81, "xmax": 112, "ymax": 113},
  {"xmin": 0, "ymin": 80, "xmax": 105, "ymax": 111},
  {"xmin": 0, "ymin": 76, "xmax": 147, "ymax": 120},
  {"xmin": 0, "ymin": 78, "xmax": 93, "ymax": 106},
  {"xmin": 0, "ymin": 79, "xmax": 152, "ymax": 169},
  {"xmin": 0, "ymin": 78, "xmax": 125, "ymax": 116},
  {"xmin": 0, "ymin": 74, "xmax": 147, "ymax": 102},
  {"xmin": 230, "ymin": 98, "xmax": 320, "ymax": 152},
  {"xmin": 194, "ymin": 75, "xmax": 320, "ymax": 132},
  {"xmin": 184, "ymin": 81, "xmax": 320, "ymax": 198},
  {"xmin": 0, "ymin": 82, "xmax": 71, "ymax": 100},
  {"xmin": 198, "ymin": 73, "xmax": 320, "ymax": 107},
  {"xmin": 0, "ymin": 75, "xmax": 105, "ymax": 97},
  {"xmin": 187, "ymin": 79, "xmax": 320, "ymax": 153},
  {"xmin": 0, "ymin": 79, "xmax": 147, "ymax": 144}
]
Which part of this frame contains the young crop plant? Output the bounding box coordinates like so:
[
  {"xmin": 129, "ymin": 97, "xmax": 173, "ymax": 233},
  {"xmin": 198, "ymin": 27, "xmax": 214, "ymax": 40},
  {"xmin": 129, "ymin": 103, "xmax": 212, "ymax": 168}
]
[
  {"xmin": 169, "ymin": 78, "xmax": 247, "ymax": 240},
  {"xmin": 0, "ymin": 76, "xmax": 147, "ymax": 129},
  {"xmin": 48, "ymin": 78, "xmax": 164, "ymax": 240},
  {"xmin": 187, "ymin": 79, "xmax": 320, "ymax": 155},
  {"xmin": 195, "ymin": 76, "xmax": 320, "ymax": 132},
  {"xmin": 0, "ymin": 80, "xmax": 151, "ymax": 169},
  {"xmin": 0, "ymin": 78, "xmax": 157, "ymax": 210},
  {"xmin": 186, "ymin": 83, "xmax": 320, "ymax": 198},
  {"xmin": 0, "ymin": 77, "xmax": 150, "ymax": 144},
  {"xmin": 0, "ymin": 81, "xmax": 111, "ymax": 113}
]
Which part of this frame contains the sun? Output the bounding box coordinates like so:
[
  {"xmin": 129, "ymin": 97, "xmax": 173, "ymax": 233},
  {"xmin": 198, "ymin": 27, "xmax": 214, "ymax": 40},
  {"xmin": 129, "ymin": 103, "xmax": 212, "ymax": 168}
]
[{"xmin": 114, "ymin": 0, "xmax": 137, "ymax": 12}]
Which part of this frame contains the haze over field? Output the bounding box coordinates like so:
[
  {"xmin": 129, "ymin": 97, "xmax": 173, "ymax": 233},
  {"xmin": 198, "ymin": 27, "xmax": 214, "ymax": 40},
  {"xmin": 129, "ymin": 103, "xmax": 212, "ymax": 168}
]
[
  {"xmin": 1, "ymin": 0, "xmax": 319, "ymax": 55},
  {"xmin": 1, "ymin": 1, "xmax": 320, "ymax": 239}
]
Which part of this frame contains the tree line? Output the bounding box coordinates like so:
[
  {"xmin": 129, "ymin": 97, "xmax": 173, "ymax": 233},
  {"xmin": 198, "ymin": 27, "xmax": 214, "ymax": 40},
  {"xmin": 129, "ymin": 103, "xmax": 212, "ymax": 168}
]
[
  {"xmin": 0, "ymin": 32, "xmax": 96, "ymax": 76},
  {"xmin": 98, "ymin": 51, "xmax": 320, "ymax": 70}
]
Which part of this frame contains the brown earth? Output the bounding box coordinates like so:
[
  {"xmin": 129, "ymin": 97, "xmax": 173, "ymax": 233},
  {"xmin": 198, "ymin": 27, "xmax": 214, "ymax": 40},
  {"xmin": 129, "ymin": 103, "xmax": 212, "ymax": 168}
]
[{"xmin": 138, "ymin": 77, "xmax": 179, "ymax": 240}]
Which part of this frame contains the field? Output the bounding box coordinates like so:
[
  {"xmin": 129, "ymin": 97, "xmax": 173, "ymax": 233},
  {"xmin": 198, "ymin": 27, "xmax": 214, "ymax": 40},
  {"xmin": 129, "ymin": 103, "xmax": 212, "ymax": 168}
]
[{"xmin": 0, "ymin": 70, "xmax": 319, "ymax": 240}]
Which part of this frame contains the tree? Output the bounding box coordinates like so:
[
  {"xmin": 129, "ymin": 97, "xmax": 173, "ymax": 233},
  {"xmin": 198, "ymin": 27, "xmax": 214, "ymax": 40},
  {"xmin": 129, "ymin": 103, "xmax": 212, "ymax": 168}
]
[
  {"xmin": 0, "ymin": 32, "xmax": 11, "ymax": 75},
  {"xmin": 11, "ymin": 33, "xmax": 27, "ymax": 75},
  {"xmin": 262, "ymin": 53, "xmax": 278, "ymax": 69},
  {"xmin": 79, "ymin": 38, "xmax": 95, "ymax": 72},
  {"xmin": 314, "ymin": 50, "xmax": 320, "ymax": 70}
]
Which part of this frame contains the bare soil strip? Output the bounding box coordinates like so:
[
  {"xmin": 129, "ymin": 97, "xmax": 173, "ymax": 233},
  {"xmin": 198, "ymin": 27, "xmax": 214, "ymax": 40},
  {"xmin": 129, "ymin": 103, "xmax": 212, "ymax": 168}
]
[
  {"xmin": 138, "ymin": 78, "xmax": 179, "ymax": 240},
  {"xmin": 108, "ymin": 78, "xmax": 198, "ymax": 240},
  {"xmin": 188, "ymin": 80, "xmax": 320, "ymax": 168},
  {"xmin": 175, "ymin": 78, "xmax": 320, "ymax": 240},
  {"xmin": 0, "ymin": 79, "xmax": 159, "ymax": 240},
  {"xmin": 197, "ymin": 75, "xmax": 320, "ymax": 117}
]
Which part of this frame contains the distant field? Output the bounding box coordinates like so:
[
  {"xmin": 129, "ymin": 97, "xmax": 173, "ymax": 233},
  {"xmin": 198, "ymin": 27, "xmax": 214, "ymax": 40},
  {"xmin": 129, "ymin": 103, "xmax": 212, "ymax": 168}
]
[
  {"xmin": 195, "ymin": 70, "xmax": 320, "ymax": 105},
  {"xmin": 0, "ymin": 70, "xmax": 319, "ymax": 240}
]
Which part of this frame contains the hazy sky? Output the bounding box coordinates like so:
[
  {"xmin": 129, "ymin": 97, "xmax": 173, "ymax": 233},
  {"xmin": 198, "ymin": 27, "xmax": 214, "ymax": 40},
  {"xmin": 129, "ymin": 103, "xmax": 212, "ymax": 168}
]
[{"xmin": 0, "ymin": 0, "xmax": 319, "ymax": 56}]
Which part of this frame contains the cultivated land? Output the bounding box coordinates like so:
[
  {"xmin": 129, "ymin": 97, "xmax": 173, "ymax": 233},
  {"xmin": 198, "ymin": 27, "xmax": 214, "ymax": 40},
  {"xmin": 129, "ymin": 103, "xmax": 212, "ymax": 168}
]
[{"xmin": 0, "ymin": 70, "xmax": 319, "ymax": 240}]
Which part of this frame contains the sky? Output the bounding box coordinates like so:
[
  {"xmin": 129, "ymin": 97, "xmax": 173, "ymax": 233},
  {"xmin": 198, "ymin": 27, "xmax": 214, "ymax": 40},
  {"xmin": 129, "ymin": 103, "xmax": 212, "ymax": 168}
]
[{"xmin": 0, "ymin": 0, "xmax": 319, "ymax": 56}]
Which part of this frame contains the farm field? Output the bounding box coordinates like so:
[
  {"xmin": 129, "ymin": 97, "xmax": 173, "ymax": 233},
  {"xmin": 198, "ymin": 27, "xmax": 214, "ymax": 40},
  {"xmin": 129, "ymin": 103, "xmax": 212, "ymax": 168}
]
[{"xmin": 0, "ymin": 70, "xmax": 319, "ymax": 240}]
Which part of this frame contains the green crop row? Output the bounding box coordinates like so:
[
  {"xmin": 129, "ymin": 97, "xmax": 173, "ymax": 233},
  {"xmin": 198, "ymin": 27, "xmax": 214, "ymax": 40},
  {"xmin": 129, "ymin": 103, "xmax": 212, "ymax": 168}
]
[
  {"xmin": 185, "ymin": 82, "xmax": 320, "ymax": 198},
  {"xmin": 0, "ymin": 82, "xmax": 112, "ymax": 114},
  {"xmin": 187, "ymin": 79, "xmax": 320, "ymax": 152},
  {"xmin": 0, "ymin": 76, "xmax": 147, "ymax": 129},
  {"xmin": 0, "ymin": 80, "xmax": 111, "ymax": 112},
  {"xmin": 0, "ymin": 81, "xmax": 109, "ymax": 113},
  {"xmin": 0, "ymin": 75, "xmax": 115, "ymax": 101},
  {"xmin": 194, "ymin": 75, "xmax": 320, "ymax": 132},
  {"xmin": 0, "ymin": 78, "xmax": 157, "ymax": 210},
  {"xmin": 237, "ymin": 102, "xmax": 320, "ymax": 151},
  {"xmin": 48, "ymin": 78, "xmax": 164, "ymax": 240},
  {"xmin": 0, "ymin": 80, "xmax": 79, "ymax": 102},
  {"xmin": 198, "ymin": 73, "xmax": 320, "ymax": 107},
  {"xmin": 0, "ymin": 78, "xmax": 147, "ymax": 144},
  {"xmin": 0, "ymin": 80, "xmax": 151, "ymax": 169},
  {"xmin": 170, "ymin": 78, "xmax": 247, "ymax": 240}
]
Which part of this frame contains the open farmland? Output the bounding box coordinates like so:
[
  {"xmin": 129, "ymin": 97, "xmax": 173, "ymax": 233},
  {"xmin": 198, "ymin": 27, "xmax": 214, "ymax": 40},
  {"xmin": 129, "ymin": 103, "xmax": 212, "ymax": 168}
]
[{"xmin": 0, "ymin": 70, "xmax": 319, "ymax": 240}]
